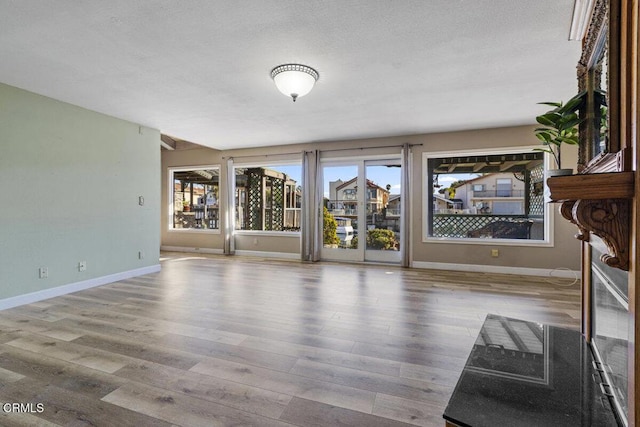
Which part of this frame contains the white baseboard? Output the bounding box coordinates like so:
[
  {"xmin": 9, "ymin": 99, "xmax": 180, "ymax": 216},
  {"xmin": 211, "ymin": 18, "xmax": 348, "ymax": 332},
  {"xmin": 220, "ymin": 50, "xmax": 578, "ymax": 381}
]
[
  {"xmin": 160, "ymin": 246, "xmax": 224, "ymax": 255},
  {"xmin": 234, "ymin": 250, "xmax": 300, "ymax": 260},
  {"xmin": 159, "ymin": 246, "xmax": 298, "ymax": 260},
  {"xmin": 0, "ymin": 264, "xmax": 161, "ymax": 311},
  {"xmin": 411, "ymin": 261, "xmax": 579, "ymax": 279}
]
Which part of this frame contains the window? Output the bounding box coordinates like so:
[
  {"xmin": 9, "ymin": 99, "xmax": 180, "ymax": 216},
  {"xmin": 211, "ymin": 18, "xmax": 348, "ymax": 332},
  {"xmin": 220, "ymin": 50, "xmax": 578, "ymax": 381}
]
[
  {"xmin": 492, "ymin": 201, "xmax": 524, "ymax": 215},
  {"xmin": 169, "ymin": 166, "xmax": 220, "ymax": 231},
  {"xmin": 424, "ymin": 150, "xmax": 547, "ymax": 243},
  {"xmin": 343, "ymin": 188, "xmax": 357, "ymax": 200},
  {"xmin": 496, "ymin": 178, "xmax": 512, "ymax": 197},
  {"xmin": 234, "ymin": 164, "xmax": 301, "ymax": 232}
]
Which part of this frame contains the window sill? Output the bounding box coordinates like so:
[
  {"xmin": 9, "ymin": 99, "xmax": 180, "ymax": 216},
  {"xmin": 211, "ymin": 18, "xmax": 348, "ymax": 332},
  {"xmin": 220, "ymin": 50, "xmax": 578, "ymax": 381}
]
[
  {"xmin": 234, "ymin": 231, "xmax": 301, "ymax": 237},
  {"xmin": 168, "ymin": 228, "xmax": 221, "ymax": 235},
  {"xmin": 422, "ymin": 237, "xmax": 553, "ymax": 247}
]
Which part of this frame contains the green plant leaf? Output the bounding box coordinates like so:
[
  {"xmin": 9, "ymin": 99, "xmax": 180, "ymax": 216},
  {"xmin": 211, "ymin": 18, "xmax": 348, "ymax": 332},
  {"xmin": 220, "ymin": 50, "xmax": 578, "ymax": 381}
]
[
  {"xmin": 536, "ymin": 112, "xmax": 562, "ymax": 126},
  {"xmin": 559, "ymin": 96, "xmax": 583, "ymax": 113},
  {"xmin": 534, "ymin": 91, "xmax": 587, "ymax": 170},
  {"xmin": 534, "ymin": 127, "xmax": 553, "ymax": 132},
  {"xmin": 538, "ymin": 102, "xmax": 562, "ymax": 107},
  {"xmin": 559, "ymin": 135, "xmax": 579, "ymax": 145},
  {"xmin": 533, "ymin": 147, "xmax": 553, "ymax": 154},
  {"xmin": 558, "ymin": 115, "xmax": 582, "ymax": 131},
  {"xmin": 534, "ymin": 131, "xmax": 555, "ymax": 143}
]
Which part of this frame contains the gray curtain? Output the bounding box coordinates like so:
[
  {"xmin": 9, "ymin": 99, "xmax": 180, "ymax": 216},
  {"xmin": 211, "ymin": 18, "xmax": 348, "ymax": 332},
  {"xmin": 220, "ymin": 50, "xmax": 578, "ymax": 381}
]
[
  {"xmin": 301, "ymin": 150, "xmax": 322, "ymax": 261},
  {"xmin": 400, "ymin": 144, "xmax": 411, "ymax": 267},
  {"xmin": 224, "ymin": 157, "xmax": 235, "ymax": 255}
]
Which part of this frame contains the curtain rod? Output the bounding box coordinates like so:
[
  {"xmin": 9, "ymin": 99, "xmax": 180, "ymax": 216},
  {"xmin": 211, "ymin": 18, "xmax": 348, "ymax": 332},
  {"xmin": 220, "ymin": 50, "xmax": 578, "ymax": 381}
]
[
  {"xmin": 222, "ymin": 151, "xmax": 301, "ymax": 160},
  {"xmin": 222, "ymin": 143, "xmax": 424, "ymax": 159},
  {"xmin": 305, "ymin": 142, "xmax": 423, "ymax": 154}
]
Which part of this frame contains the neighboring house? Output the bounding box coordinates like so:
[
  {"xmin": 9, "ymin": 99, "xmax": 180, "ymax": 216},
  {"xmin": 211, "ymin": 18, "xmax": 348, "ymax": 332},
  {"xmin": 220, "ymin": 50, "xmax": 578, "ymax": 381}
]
[
  {"xmin": 327, "ymin": 178, "xmax": 389, "ymax": 218},
  {"xmin": 431, "ymin": 169, "xmax": 545, "ymax": 239},
  {"xmin": 435, "ymin": 173, "xmax": 526, "ymax": 215},
  {"xmin": 386, "ymin": 194, "xmax": 401, "ymax": 217},
  {"xmin": 462, "ymin": 173, "xmax": 526, "ymax": 215},
  {"xmin": 433, "ymin": 194, "xmax": 465, "ymax": 213}
]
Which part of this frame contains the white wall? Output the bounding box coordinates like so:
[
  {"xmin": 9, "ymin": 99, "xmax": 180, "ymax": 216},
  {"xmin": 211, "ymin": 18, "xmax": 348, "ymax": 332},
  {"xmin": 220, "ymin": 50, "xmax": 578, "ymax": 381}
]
[{"xmin": 0, "ymin": 83, "xmax": 160, "ymax": 301}]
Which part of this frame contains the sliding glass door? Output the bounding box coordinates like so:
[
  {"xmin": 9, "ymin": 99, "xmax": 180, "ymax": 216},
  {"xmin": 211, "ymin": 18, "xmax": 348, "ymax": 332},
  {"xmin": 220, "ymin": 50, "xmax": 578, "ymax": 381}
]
[
  {"xmin": 322, "ymin": 163, "xmax": 362, "ymax": 261},
  {"xmin": 321, "ymin": 158, "xmax": 402, "ymax": 263},
  {"xmin": 364, "ymin": 160, "xmax": 401, "ymax": 263}
]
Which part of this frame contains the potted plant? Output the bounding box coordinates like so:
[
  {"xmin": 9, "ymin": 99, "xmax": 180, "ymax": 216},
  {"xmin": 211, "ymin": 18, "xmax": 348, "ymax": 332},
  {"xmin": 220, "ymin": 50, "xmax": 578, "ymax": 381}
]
[
  {"xmin": 534, "ymin": 91, "xmax": 585, "ymax": 176},
  {"xmin": 182, "ymin": 200, "xmax": 191, "ymax": 212}
]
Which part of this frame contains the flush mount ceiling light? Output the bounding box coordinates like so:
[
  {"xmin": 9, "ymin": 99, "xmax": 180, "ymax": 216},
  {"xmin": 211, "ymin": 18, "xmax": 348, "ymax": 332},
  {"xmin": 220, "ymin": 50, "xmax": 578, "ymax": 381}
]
[{"xmin": 271, "ymin": 64, "xmax": 319, "ymax": 102}]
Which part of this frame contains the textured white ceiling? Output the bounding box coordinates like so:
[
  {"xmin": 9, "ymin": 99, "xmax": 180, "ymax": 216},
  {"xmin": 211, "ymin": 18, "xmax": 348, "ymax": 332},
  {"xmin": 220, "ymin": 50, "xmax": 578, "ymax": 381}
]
[{"xmin": 0, "ymin": 1, "xmax": 581, "ymax": 149}]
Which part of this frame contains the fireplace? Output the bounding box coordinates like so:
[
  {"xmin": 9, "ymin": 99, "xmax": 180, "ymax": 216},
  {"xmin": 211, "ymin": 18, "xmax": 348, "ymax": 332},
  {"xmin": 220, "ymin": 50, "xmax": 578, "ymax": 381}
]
[{"xmin": 591, "ymin": 240, "xmax": 629, "ymax": 425}]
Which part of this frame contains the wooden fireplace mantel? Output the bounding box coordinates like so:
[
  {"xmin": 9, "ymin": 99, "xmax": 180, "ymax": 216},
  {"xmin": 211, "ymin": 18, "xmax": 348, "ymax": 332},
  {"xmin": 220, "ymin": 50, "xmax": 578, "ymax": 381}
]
[{"xmin": 547, "ymin": 172, "xmax": 634, "ymax": 271}]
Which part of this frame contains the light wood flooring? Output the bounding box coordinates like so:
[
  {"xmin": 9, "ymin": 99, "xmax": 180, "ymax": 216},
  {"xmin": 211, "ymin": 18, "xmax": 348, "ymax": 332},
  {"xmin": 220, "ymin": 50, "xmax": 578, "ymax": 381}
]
[{"xmin": 0, "ymin": 253, "xmax": 580, "ymax": 426}]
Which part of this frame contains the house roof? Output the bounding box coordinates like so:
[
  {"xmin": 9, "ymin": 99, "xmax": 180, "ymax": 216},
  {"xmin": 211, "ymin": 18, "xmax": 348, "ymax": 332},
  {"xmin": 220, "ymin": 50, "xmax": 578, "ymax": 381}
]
[
  {"xmin": 0, "ymin": 2, "xmax": 581, "ymax": 150},
  {"xmin": 433, "ymin": 194, "xmax": 463, "ymax": 205},
  {"xmin": 336, "ymin": 177, "xmax": 389, "ymax": 193}
]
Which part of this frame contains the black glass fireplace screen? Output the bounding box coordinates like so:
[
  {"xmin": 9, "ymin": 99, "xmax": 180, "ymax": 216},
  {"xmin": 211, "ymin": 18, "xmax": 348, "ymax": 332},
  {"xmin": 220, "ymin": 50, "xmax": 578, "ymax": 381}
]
[{"xmin": 592, "ymin": 246, "xmax": 629, "ymax": 425}]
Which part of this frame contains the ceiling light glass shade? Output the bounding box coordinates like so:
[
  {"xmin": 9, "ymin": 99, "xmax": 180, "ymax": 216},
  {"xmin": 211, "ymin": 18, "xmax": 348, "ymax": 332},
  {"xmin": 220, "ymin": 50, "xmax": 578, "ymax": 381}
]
[{"xmin": 271, "ymin": 64, "xmax": 319, "ymax": 102}]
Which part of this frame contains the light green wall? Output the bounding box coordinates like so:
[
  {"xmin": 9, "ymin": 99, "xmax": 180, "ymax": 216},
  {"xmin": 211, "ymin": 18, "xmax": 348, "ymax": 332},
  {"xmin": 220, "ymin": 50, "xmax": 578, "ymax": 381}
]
[{"xmin": 0, "ymin": 83, "xmax": 160, "ymax": 300}]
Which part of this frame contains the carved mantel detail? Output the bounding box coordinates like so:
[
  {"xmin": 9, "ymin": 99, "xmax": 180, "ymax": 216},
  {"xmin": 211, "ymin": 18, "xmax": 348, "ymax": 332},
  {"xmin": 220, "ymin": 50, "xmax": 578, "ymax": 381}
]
[
  {"xmin": 560, "ymin": 198, "xmax": 630, "ymax": 270},
  {"xmin": 559, "ymin": 201, "xmax": 588, "ymax": 241},
  {"xmin": 547, "ymin": 172, "xmax": 634, "ymax": 272}
]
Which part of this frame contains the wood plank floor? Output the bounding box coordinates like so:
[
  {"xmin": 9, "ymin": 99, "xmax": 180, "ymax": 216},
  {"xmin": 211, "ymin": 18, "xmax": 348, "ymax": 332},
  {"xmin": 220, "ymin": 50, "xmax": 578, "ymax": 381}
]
[{"xmin": 0, "ymin": 253, "xmax": 580, "ymax": 426}]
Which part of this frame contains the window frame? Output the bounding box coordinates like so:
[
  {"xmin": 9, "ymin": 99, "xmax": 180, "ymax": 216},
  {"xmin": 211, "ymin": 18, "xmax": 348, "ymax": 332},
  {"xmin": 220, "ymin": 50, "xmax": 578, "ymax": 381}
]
[
  {"xmin": 168, "ymin": 165, "xmax": 221, "ymax": 234},
  {"xmin": 495, "ymin": 178, "xmax": 513, "ymax": 197},
  {"xmin": 422, "ymin": 147, "xmax": 554, "ymax": 247},
  {"xmin": 232, "ymin": 160, "xmax": 302, "ymax": 237}
]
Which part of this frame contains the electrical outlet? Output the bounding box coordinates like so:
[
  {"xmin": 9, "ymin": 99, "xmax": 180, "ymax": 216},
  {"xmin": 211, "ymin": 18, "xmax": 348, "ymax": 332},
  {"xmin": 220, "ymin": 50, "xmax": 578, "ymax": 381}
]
[
  {"xmin": 491, "ymin": 249, "xmax": 499, "ymax": 258},
  {"xmin": 138, "ymin": 251, "xmax": 144, "ymax": 260},
  {"xmin": 138, "ymin": 196, "xmax": 144, "ymax": 206},
  {"xmin": 253, "ymin": 238, "xmax": 259, "ymax": 245},
  {"xmin": 39, "ymin": 267, "xmax": 48, "ymax": 279},
  {"xmin": 78, "ymin": 261, "xmax": 87, "ymax": 272}
]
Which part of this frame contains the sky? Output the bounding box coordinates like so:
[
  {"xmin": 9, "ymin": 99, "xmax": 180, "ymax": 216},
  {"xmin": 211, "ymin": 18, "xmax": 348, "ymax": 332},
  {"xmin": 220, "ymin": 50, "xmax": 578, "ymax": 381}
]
[
  {"xmin": 436, "ymin": 173, "xmax": 480, "ymax": 188},
  {"xmin": 265, "ymin": 164, "xmax": 401, "ymax": 199}
]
